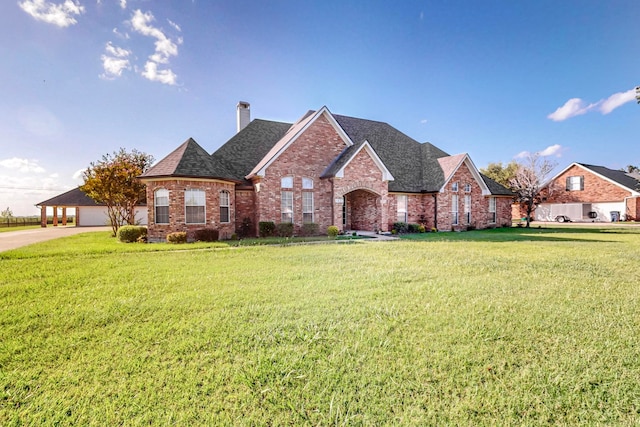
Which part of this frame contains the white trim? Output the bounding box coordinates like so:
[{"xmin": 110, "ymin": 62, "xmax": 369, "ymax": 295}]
[
  {"xmin": 439, "ymin": 154, "xmax": 490, "ymax": 196},
  {"xmin": 334, "ymin": 140, "xmax": 395, "ymax": 181},
  {"xmin": 247, "ymin": 106, "xmax": 353, "ymax": 179}
]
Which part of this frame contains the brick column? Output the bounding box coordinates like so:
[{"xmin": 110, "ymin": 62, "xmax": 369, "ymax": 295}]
[
  {"xmin": 41, "ymin": 206, "xmax": 47, "ymax": 227},
  {"xmin": 53, "ymin": 206, "xmax": 58, "ymax": 226},
  {"xmin": 62, "ymin": 207, "xmax": 67, "ymax": 226}
]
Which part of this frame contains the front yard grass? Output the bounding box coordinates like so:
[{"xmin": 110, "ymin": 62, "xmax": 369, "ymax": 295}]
[{"xmin": 1, "ymin": 226, "xmax": 640, "ymax": 425}]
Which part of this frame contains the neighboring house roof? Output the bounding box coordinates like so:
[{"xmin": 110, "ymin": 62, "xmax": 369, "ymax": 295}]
[
  {"xmin": 578, "ymin": 163, "xmax": 640, "ymax": 194},
  {"xmin": 37, "ymin": 187, "xmax": 103, "ymax": 207},
  {"xmin": 141, "ymin": 108, "xmax": 512, "ymax": 196},
  {"xmin": 36, "ymin": 187, "xmax": 148, "ymax": 207},
  {"xmin": 546, "ymin": 162, "xmax": 640, "ymax": 195}
]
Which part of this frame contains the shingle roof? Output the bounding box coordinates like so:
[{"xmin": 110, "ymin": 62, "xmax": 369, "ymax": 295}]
[
  {"xmin": 37, "ymin": 187, "xmax": 103, "ymax": 207},
  {"xmin": 578, "ymin": 163, "xmax": 640, "ymax": 193},
  {"xmin": 140, "ymin": 137, "xmax": 224, "ymax": 180},
  {"xmin": 331, "ymin": 114, "xmax": 452, "ymax": 192},
  {"xmin": 142, "ymin": 109, "xmax": 512, "ymax": 196},
  {"xmin": 211, "ymin": 119, "xmax": 292, "ymax": 184}
]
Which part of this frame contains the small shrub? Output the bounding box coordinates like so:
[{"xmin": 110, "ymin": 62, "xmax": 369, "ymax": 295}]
[
  {"xmin": 238, "ymin": 217, "xmax": 253, "ymax": 238},
  {"xmin": 418, "ymin": 224, "xmax": 426, "ymax": 233},
  {"xmin": 230, "ymin": 233, "xmax": 238, "ymax": 240},
  {"xmin": 167, "ymin": 231, "xmax": 187, "ymax": 244},
  {"xmin": 301, "ymin": 223, "xmax": 319, "ymax": 236},
  {"xmin": 193, "ymin": 228, "xmax": 219, "ymax": 242},
  {"xmin": 391, "ymin": 229, "xmax": 398, "ymax": 235},
  {"xmin": 393, "ymin": 222, "xmax": 408, "ymax": 234},
  {"xmin": 431, "ymin": 227, "xmax": 437, "ymax": 233},
  {"xmin": 407, "ymin": 223, "xmax": 422, "ymax": 233},
  {"xmin": 117, "ymin": 225, "xmax": 147, "ymax": 243},
  {"xmin": 327, "ymin": 225, "xmax": 339, "ymax": 238},
  {"xmin": 276, "ymin": 222, "xmax": 294, "ymax": 237},
  {"xmin": 259, "ymin": 221, "xmax": 276, "ymax": 237}
]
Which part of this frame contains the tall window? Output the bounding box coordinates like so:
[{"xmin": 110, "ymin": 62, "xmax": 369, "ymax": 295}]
[
  {"xmin": 452, "ymin": 194, "xmax": 459, "ymax": 225},
  {"xmin": 397, "ymin": 195, "xmax": 407, "ymax": 223},
  {"xmin": 154, "ymin": 188, "xmax": 169, "ymax": 224},
  {"xmin": 464, "ymin": 194, "xmax": 471, "ymax": 224},
  {"xmin": 185, "ymin": 189, "xmax": 205, "ymax": 224},
  {"xmin": 281, "ymin": 191, "xmax": 293, "ymax": 223},
  {"xmin": 489, "ymin": 197, "xmax": 496, "ymax": 224},
  {"xmin": 302, "ymin": 192, "xmax": 314, "ymax": 223},
  {"xmin": 566, "ymin": 176, "xmax": 584, "ymax": 191},
  {"xmin": 219, "ymin": 190, "xmax": 230, "ymax": 223}
]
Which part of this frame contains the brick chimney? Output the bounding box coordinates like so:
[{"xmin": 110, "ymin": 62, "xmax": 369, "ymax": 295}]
[{"xmin": 236, "ymin": 101, "xmax": 250, "ymax": 133}]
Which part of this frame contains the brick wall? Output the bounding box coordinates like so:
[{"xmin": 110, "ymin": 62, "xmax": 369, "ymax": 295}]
[
  {"xmin": 254, "ymin": 114, "xmax": 348, "ymax": 234},
  {"xmin": 145, "ymin": 179, "xmax": 235, "ymax": 242},
  {"xmin": 334, "ymin": 147, "xmax": 389, "ymax": 232}
]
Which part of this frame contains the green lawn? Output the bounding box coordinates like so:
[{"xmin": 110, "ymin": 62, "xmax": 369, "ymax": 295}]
[{"xmin": 1, "ymin": 226, "xmax": 640, "ymax": 425}]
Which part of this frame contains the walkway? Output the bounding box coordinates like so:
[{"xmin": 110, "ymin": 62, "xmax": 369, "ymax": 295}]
[{"xmin": 0, "ymin": 226, "xmax": 111, "ymax": 252}]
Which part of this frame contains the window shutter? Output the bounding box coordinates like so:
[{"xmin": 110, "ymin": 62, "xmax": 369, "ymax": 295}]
[
  {"xmin": 566, "ymin": 177, "xmax": 570, "ymax": 190},
  {"xmin": 580, "ymin": 176, "xmax": 584, "ymax": 190}
]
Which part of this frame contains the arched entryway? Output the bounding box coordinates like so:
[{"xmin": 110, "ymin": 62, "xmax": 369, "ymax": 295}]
[{"xmin": 343, "ymin": 189, "xmax": 381, "ymax": 232}]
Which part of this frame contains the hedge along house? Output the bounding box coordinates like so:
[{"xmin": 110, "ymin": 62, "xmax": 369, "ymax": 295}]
[{"xmin": 139, "ymin": 103, "xmax": 513, "ymax": 241}]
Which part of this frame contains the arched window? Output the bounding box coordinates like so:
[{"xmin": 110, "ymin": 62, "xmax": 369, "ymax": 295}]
[
  {"xmin": 154, "ymin": 189, "xmax": 169, "ymax": 224},
  {"xmin": 220, "ymin": 190, "xmax": 230, "ymax": 223}
]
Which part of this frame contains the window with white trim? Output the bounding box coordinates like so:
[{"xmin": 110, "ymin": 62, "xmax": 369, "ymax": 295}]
[
  {"xmin": 302, "ymin": 177, "xmax": 313, "ymax": 189},
  {"xmin": 185, "ymin": 189, "xmax": 206, "ymax": 224},
  {"xmin": 464, "ymin": 183, "xmax": 471, "ymax": 192},
  {"xmin": 219, "ymin": 190, "xmax": 230, "ymax": 223},
  {"xmin": 464, "ymin": 194, "xmax": 471, "ymax": 224},
  {"xmin": 452, "ymin": 194, "xmax": 459, "ymax": 225},
  {"xmin": 281, "ymin": 176, "xmax": 293, "ymax": 188},
  {"xmin": 397, "ymin": 195, "xmax": 407, "ymax": 223},
  {"xmin": 566, "ymin": 176, "xmax": 584, "ymax": 191},
  {"xmin": 489, "ymin": 197, "xmax": 496, "ymax": 224},
  {"xmin": 302, "ymin": 191, "xmax": 314, "ymax": 223},
  {"xmin": 452, "ymin": 182, "xmax": 459, "ymax": 192},
  {"xmin": 154, "ymin": 188, "xmax": 169, "ymax": 224},
  {"xmin": 281, "ymin": 191, "xmax": 293, "ymax": 223}
]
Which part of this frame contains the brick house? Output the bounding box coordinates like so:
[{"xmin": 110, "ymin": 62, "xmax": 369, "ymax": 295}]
[
  {"xmin": 139, "ymin": 104, "xmax": 513, "ymax": 241},
  {"xmin": 534, "ymin": 163, "xmax": 640, "ymax": 222}
]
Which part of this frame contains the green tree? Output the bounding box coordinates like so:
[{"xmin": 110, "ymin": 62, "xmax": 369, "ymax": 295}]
[
  {"xmin": 480, "ymin": 161, "xmax": 519, "ymax": 188},
  {"xmin": 81, "ymin": 148, "xmax": 154, "ymax": 236},
  {"xmin": 510, "ymin": 153, "xmax": 557, "ymax": 228},
  {"xmin": 0, "ymin": 207, "xmax": 13, "ymax": 219},
  {"xmin": 636, "ymin": 86, "xmax": 639, "ymax": 104}
]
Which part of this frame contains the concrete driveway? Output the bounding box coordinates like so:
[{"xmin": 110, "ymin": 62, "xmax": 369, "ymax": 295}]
[{"xmin": 0, "ymin": 226, "xmax": 111, "ymax": 252}]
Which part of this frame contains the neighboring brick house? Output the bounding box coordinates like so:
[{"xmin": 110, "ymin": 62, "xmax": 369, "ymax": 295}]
[
  {"xmin": 535, "ymin": 163, "xmax": 640, "ymax": 222},
  {"xmin": 139, "ymin": 103, "xmax": 513, "ymax": 241}
]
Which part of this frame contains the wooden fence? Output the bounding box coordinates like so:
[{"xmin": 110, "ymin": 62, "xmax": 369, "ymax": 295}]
[{"xmin": 0, "ymin": 217, "xmax": 75, "ymax": 228}]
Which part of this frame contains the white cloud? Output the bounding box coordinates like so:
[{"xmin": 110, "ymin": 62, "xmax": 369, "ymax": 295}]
[
  {"xmin": 72, "ymin": 168, "xmax": 86, "ymax": 181},
  {"xmin": 420, "ymin": 119, "xmax": 428, "ymax": 124},
  {"xmin": 538, "ymin": 144, "xmax": 563, "ymax": 157},
  {"xmin": 515, "ymin": 144, "xmax": 564, "ymax": 160},
  {"xmin": 19, "ymin": 0, "xmax": 85, "ymax": 27},
  {"xmin": 547, "ymin": 98, "xmax": 595, "ymax": 122},
  {"xmin": 167, "ymin": 19, "xmax": 181, "ymax": 32},
  {"xmin": 130, "ymin": 9, "xmax": 182, "ymax": 85},
  {"xmin": 548, "ymin": 87, "xmax": 636, "ymax": 121},
  {"xmin": 113, "ymin": 27, "xmax": 130, "ymax": 39},
  {"xmin": 119, "ymin": 0, "xmax": 126, "ymax": 9},
  {"xmin": 0, "ymin": 157, "xmax": 46, "ymax": 173},
  {"xmin": 141, "ymin": 61, "xmax": 178, "ymax": 85},
  {"xmin": 100, "ymin": 41, "xmax": 131, "ymax": 79},
  {"xmin": 599, "ymin": 89, "xmax": 636, "ymax": 114}
]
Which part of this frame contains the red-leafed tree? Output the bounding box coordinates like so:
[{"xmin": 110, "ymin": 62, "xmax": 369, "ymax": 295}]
[{"xmin": 81, "ymin": 148, "xmax": 154, "ymax": 236}]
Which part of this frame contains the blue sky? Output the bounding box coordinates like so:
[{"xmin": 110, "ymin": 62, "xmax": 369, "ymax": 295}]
[{"xmin": 1, "ymin": 0, "xmax": 638, "ymax": 216}]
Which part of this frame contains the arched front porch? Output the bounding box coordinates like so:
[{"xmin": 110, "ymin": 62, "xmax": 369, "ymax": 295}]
[{"xmin": 342, "ymin": 188, "xmax": 383, "ymax": 232}]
